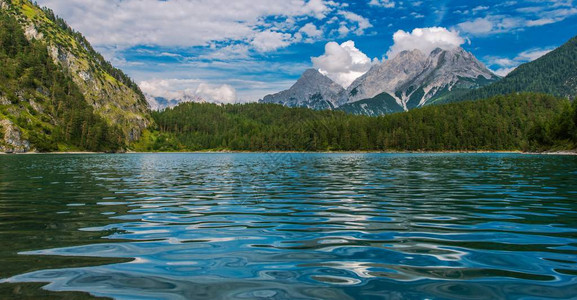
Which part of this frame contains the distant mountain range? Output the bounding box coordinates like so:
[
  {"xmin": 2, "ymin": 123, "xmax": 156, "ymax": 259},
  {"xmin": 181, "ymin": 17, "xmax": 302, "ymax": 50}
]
[
  {"xmin": 262, "ymin": 35, "xmax": 577, "ymax": 116},
  {"xmin": 146, "ymin": 93, "xmax": 206, "ymax": 111},
  {"xmin": 260, "ymin": 47, "xmax": 499, "ymax": 116}
]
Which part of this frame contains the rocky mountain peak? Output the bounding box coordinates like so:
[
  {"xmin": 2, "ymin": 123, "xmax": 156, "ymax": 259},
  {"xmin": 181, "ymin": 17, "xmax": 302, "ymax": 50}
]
[
  {"xmin": 260, "ymin": 46, "xmax": 498, "ymax": 116},
  {"xmin": 346, "ymin": 46, "xmax": 498, "ymax": 109},
  {"xmin": 260, "ymin": 69, "xmax": 345, "ymax": 110}
]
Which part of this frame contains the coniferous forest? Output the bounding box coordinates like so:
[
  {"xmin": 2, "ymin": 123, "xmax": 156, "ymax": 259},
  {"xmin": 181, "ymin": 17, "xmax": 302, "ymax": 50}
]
[
  {"xmin": 0, "ymin": 11, "xmax": 124, "ymax": 151},
  {"xmin": 139, "ymin": 93, "xmax": 576, "ymax": 152}
]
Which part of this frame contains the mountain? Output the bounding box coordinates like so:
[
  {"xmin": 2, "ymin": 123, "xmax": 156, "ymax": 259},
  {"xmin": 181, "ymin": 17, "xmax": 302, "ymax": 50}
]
[
  {"xmin": 342, "ymin": 47, "xmax": 499, "ymax": 114},
  {"xmin": 260, "ymin": 69, "xmax": 345, "ymax": 110},
  {"xmin": 146, "ymin": 93, "xmax": 206, "ymax": 111},
  {"xmin": 453, "ymin": 36, "xmax": 577, "ymax": 103},
  {"xmin": 0, "ymin": 0, "xmax": 151, "ymax": 152},
  {"xmin": 261, "ymin": 47, "xmax": 498, "ymax": 116}
]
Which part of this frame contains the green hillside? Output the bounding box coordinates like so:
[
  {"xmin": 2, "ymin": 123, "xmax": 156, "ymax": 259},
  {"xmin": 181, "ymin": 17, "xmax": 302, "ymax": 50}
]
[{"xmin": 0, "ymin": 0, "xmax": 150, "ymax": 152}]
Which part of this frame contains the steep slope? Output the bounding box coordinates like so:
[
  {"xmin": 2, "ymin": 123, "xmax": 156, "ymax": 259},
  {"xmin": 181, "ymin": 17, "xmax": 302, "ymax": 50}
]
[
  {"xmin": 260, "ymin": 69, "xmax": 345, "ymax": 110},
  {"xmin": 0, "ymin": 0, "xmax": 150, "ymax": 152},
  {"xmin": 344, "ymin": 47, "xmax": 498, "ymax": 111},
  {"xmin": 454, "ymin": 35, "xmax": 577, "ymax": 102}
]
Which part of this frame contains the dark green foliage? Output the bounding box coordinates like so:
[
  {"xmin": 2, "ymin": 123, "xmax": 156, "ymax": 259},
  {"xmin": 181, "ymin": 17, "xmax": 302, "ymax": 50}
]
[
  {"xmin": 459, "ymin": 36, "xmax": 577, "ymax": 102},
  {"xmin": 406, "ymin": 87, "xmax": 425, "ymax": 109},
  {"xmin": 338, "ymin": 92, "xmax": 404, "ymax": 116},
  {"xmin": 149, "ymin": 93, "xmax": 566, "ymax": 152},
  {"xmin": 528, "ymin": 100, "xmax": 577, "ymax": 150},
  {"xmin": 0, "ymin": 11, "xmax": 123, "ymax": 151}
]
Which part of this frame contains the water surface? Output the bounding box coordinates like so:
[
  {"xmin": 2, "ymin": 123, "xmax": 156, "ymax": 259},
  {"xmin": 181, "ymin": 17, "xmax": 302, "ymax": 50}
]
[{"xmin": 0, "ymin": 153, "xmax": 576, "ymax": 299}]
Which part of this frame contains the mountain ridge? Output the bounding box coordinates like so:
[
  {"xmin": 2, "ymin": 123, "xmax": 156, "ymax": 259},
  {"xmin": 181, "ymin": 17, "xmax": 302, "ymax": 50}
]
[{"xmin": 261, "ymin": 47, "xmax": 498, "ymax": 116}]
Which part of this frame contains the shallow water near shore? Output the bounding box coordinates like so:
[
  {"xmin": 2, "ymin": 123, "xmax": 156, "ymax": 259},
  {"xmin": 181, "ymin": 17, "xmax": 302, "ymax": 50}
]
[{"xmin": 0, "ymin": 153, "xmax": 576, "ymax": 299}]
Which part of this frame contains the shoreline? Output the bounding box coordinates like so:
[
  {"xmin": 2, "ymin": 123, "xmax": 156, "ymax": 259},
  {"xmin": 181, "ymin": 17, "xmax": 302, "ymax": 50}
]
[{"xmin": 2, "ymin": 150, "xmax": 576, "ymax": 155}]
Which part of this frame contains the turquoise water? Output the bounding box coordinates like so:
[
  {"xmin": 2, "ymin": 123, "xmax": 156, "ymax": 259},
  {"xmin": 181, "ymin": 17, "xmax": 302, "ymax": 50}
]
[{"xmin": 0, "ymin": 153, "xmax": 576, "ymax": 299}]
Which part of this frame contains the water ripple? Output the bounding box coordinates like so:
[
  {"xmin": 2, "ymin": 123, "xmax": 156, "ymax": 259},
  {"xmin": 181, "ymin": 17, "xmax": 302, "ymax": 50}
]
[{"xmin": 1, "ymin": 153, "xmax": 576, "ymax": 299}]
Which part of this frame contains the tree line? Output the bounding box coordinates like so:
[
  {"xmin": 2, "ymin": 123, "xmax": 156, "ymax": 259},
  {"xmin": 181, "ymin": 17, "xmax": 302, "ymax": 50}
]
[{"xmin": 142, "ymin": 93, "xmax": 573, "ymax": 152}]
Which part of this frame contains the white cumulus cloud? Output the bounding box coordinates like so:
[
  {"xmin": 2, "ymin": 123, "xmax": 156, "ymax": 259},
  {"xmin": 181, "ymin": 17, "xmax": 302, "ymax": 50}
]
[
  {"xmin": 196, "ymin": 83, "xmax": 238, "ymax": 104},
  {"xmin": 251, "ymin": 30, "xmax": 293, "ymax": 52},
  {"xmin": 312, "ymin": 40, "xmax": 374, "ymax": 88},
  {"xmin": 294, "ymin": 23, "xmax": 323, "ymax": 43},
  {"xmin": 386, "ymin": 27, "xmax": 465, "ymax": 59}
]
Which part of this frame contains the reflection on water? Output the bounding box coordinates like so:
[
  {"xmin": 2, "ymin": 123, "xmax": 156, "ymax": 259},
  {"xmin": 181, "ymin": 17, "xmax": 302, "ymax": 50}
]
[{"xmin": 1, "ymin": 153, "xmax": 577, "ymax": 299}]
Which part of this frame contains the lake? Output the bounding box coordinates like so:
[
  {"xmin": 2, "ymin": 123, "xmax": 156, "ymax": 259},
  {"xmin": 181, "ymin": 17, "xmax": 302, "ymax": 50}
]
[{"xmin": 0, "ymin": 153, "xmax": 576, "ymax": 299}]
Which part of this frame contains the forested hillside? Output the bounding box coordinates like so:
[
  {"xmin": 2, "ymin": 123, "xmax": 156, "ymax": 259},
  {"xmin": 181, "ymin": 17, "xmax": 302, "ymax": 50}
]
[
  {"xmin": 454, "ymin": 36, "xmax": 577, "ymax": 102},
  {"xmin": 0, "ymin": 11, "xmax": 124, "ymax": 151},
  {"xmin": 141, "ymin": 93, "xmax": 570, "ymax": 152},
  {"xmin": 0, "ymin": 0, "xmax": 150, "ymax": 152}
]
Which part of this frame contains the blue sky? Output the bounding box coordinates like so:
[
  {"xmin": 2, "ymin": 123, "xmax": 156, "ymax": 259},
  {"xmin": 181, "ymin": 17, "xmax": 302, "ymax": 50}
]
[{"xmin": 36, "ymin": 0, "xmax": 577, "ymax": 102}]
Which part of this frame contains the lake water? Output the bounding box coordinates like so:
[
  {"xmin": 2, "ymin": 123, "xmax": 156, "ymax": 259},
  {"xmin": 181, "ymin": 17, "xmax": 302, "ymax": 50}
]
[{"xmin": 0, "ymin": 153, "xmax": 576, "ymax": 299}]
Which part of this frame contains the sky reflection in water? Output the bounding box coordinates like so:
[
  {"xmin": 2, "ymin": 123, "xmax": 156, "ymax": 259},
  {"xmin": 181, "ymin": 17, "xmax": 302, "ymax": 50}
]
[{"xmin": 0, "ymin": 153, "xmax": 576, "ymax": 299}]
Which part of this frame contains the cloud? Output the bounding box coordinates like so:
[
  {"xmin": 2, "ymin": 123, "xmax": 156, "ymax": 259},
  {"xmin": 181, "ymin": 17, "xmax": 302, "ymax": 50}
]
[
  {"xmin": 516, "ymin": 48, "xmax": 554, "ymax": 62},
  {"xmin": 472, "ymin": 5, "xmax": 489, "ymax": 13},
  {"xmin": 139, "ymin": 79, "xmax": 201, "ymax": 100},
  {"xmin": 339, "ymin": 11, "xmax": 373, "ymax": 35},
  {"xmin": 488, "ymin": 47, "xmax": 554, "ymax": 76},
  {"xmin": 368, "ymin": 0, "xmax": 396, "ymax": 8},
  {"xmin": 251, "ymin": 30, "xmax": 293, "ymax": 52},
  {"xmin": 34, "ymin": 0, "xmax": 343, "ymax": 52},
  {"xmin": 302, "ymin": 0, "xmax": 331, "ymax": 19},
  {"xmin": 139, "ymin": 79, "xmax": 237, "ymax": 104},
  {"xmin": 457, "ymin": 16, "xmax": 529, "ymax": 36},
  {"xmin": 312, "ymin": 40, "xmax": 374, "ymax": 88},
  {"xmin": 457, "ymin": 18, "xmax": 496, "ymax": 35},
  {"xmin": 386, "ymin": 27, "xmax": 465, "ymax": 59},
  {"xmin": 294, "ymin": 23, "xmax": 323, "ymax": 43},
  {"xmin": 196, "ymin": 83, "xmax": 238, "ymax": 104},
  {"xmin": 198, "ymin": 44, "xmax": 251, "ymax": 61},
  {"xmin": 457, "ymin": 2, "xmax": 577, "ymax": 36}
]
